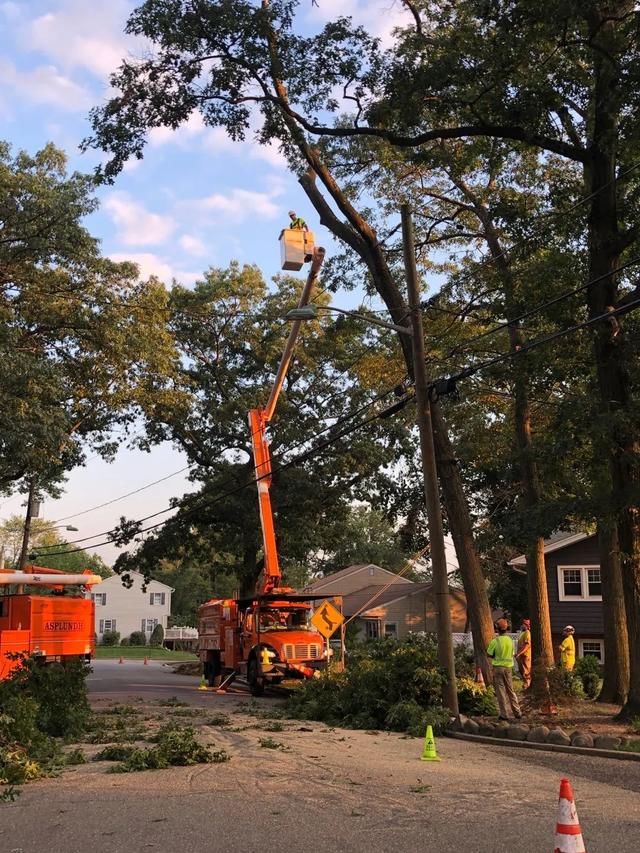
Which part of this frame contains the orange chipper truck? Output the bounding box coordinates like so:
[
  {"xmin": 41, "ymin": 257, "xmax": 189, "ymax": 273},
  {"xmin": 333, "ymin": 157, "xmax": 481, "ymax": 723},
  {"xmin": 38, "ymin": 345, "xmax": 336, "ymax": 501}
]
[
  {"xmin": 0, "ymin": 566, "xmax": 101, "ymax": 680},
  {"xmin": 198, "ymin": 244, "xmax": 338, "ymax": 696}
]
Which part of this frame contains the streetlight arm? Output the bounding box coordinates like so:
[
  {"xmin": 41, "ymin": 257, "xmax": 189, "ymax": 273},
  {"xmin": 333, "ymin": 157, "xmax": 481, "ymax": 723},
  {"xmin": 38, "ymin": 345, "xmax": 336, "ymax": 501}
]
[
  {"xmin": 285, "ymin": 304, "xmax": 412, "ymax": 336},
  {"xmin": 324, "ymin": 305, "xmax": 413, "ymax": 337}
]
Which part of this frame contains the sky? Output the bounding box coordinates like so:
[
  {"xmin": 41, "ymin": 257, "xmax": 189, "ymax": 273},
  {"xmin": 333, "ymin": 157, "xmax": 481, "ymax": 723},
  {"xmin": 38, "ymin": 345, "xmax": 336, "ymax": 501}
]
[{"xmin": 0, "ymin": 0, "xmax": 423, "ymax": 567}]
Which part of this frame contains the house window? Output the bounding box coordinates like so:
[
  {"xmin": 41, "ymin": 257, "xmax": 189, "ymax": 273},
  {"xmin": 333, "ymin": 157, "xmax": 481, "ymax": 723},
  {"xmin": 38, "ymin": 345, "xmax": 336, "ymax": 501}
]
[
  {"xmin": 142, "ymin": 618, "xmax": 159, "ymax": 633},
  {"xmin": 557, "ymin": 566, "xmax": 602, "ymax": 601},
  {"xmin": 99, "ymin": 619, "xmax": 117, "ymax": 633},
  {"xmin": 92, "ymin": 593, "xmax": 107, "ymax": 606},
  {"xmin": 369, "ymin": 567, "xmax": 375, "ymax": 576},
  {"xmin": 365, "ymin": 620, "xmax": 380, "ymax": 640},
  {"xmin": 579, "ymin": 639, "xmax": 604, "ymax": 663},
  {"xmin": 384, "ymin": 623, "xmax": 397, "ymax": 638},
  {"xmin": 150, "ymin": 592, "xmax": 166, "ymax": 606}
]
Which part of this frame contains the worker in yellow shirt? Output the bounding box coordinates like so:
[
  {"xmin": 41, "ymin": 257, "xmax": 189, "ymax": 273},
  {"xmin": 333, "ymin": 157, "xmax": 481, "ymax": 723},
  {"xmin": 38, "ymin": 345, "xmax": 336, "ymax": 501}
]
[
  {"xmin": 288, "ymin": 210, "xmax": 309, "ymax": 231},
  {"xmin": 559, "ymin": 625, "xmax": 576, "ymax": 671}
]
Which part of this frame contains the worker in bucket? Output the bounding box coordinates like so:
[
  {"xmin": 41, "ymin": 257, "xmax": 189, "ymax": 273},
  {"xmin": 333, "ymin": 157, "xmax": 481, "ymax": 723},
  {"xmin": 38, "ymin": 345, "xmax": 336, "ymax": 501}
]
[
  {"xmin": 515, "ymin": 618, "xmax": 532, "ymax": 689},
  {"xmin": 288, "ymin": 210, "xmax": 308, "ymax": 231},
  {"xmin": 559, "ymin": 625, "xmax": 576, "ymax": 672}
]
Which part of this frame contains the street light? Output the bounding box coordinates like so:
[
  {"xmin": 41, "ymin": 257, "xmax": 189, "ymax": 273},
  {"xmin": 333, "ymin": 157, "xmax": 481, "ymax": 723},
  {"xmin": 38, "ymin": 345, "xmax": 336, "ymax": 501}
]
[
  {"xmin": 285, "ymin": 304, "xmax": 413, "ymax": 336},
  {"xmin": 285, "ymin": 212, "xmax": 459, "ymax": 718}
]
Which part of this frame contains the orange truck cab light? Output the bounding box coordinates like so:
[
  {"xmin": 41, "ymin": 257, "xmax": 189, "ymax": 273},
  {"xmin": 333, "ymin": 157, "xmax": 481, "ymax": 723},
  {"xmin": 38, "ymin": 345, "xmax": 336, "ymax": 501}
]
[{"xmin": 0, "ymin": 566, "xmax": 99, "ymax": 680}]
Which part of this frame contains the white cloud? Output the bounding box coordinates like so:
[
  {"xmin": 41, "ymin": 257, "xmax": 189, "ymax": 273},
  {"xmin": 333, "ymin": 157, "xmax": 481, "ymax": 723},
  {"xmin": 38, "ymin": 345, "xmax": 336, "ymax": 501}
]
[
  {"xmin": 104, "ymin": 192, "xmax": 175, "ymax": 246},
  {"xmin": 250, "ymin": 140, "xmax": 287, "ymax": 169},
  {"xmin": 0, "ymin": 59, "xmax": 91, "ymax": 110},
  {"xmin": 111, "ymin": 252, "xmax": 201, "ymax": 287},
  {"xmin": 26, "ymin": 0, "xmax": 133, "ymax": 79},
  {"xmin": 179, "ymin": 234, "xmax": 208, "ymax": 257},
  {"xmin": 149, "ymin": 112, "xmax": 207, "ymax": 147},
  {"xmin": 193, "ymin": 188, "xmax": 281, "ymax": 223}
]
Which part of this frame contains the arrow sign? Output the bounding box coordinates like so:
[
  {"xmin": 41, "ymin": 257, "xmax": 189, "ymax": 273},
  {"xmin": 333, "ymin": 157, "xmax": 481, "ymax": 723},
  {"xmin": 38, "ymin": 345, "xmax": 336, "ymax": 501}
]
[{"xmin": 311, "ymin": 599, "xmax": 344, "ymax": 639}]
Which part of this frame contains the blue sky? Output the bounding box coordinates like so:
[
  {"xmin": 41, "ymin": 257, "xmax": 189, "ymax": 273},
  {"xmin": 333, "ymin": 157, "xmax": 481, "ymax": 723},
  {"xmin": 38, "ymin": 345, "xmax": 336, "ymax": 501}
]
[{"xmin": 0, "ymin": 0, "xmax": 414, "ymax": 564}]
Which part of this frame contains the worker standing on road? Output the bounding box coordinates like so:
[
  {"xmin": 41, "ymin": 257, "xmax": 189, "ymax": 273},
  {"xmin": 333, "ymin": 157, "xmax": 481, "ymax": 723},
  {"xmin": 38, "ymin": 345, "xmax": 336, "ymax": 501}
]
[
  {"xmin": 487, "ymin": 618, "xmax": 522, "ymax": 721},
  {"xmin": 559, "ymin": 625, "xmax": 576, "ymax": 672},
  {"xmin": 515, "ymin": 618, "xmax": 532, "ymax": 689},
  {"xmin": 288, "ymin": 210, "xmax": 309, "ymax": 231}
]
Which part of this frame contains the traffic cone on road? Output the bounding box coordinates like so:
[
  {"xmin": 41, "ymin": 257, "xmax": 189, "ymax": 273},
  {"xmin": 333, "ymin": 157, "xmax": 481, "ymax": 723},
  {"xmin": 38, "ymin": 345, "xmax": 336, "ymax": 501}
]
[
  {"xmin": 420, "ymin": 724, "xmax": 441, "ymax": 762},
  {"xmin": 198, "ymin": 674, "xmax": 208, "ymax": 691},
  {"xmin": 143, "ymin": 656, "xmax": 149, "ymax": 665},
  {"xmin": 474, "ymin": 665, "xmax": 485, "ymax": 687},
  {"xmin": 118, "ymin": 655, "xmax": 124, "ymax": 664},
  {"xmin": 554, "ymin": 778, "xmax": 586, "ymax": 852}
]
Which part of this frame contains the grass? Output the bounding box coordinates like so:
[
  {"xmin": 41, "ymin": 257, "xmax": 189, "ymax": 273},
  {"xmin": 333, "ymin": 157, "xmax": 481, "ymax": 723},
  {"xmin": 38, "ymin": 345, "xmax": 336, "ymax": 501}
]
[{"xmin": 95, "ymin": 647, "xmax": 196, "ymax": 661}]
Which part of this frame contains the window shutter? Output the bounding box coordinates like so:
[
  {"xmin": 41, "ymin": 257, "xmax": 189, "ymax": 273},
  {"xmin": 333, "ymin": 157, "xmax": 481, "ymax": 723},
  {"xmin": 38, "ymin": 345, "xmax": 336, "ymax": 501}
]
[
  {"xmin": 142, "ymin": 619, "xmax": 146, "ymax": 632},
  {"xmin": 99, "ymin": 619, "xmax": 104, "ymax": 633},
  {"xmin": 112, "ymin": 620, "xmax": 116, "ymax": 631},
  {"xmin": 160, "ymin": 593, "xmax": 165, "ymax": 606},
  {"xmin": 150, "ymin": 593, "xmax": 154, "ymax": 605}
]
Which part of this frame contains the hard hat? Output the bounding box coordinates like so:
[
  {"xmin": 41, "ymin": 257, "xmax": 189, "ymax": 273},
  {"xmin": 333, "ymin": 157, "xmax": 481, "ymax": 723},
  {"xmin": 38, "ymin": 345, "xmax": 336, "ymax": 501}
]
[
  {"xmin": 288, "ymin": 210, "xmax": 296, "ymax": 216},
  {"xmin": 563, "ymin": 625, "xmax": 575, "ymax": 633}
]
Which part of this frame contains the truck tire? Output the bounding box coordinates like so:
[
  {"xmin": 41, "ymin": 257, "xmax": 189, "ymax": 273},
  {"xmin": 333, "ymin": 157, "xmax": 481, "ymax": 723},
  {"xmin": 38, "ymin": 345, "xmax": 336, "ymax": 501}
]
[
  {"xmin": 205, "ymin": 652, "xmax": 221, "ymax": 687},
  {"xmin": 247, "ymin": 658, "xmax": 264, "ymax": 697}
]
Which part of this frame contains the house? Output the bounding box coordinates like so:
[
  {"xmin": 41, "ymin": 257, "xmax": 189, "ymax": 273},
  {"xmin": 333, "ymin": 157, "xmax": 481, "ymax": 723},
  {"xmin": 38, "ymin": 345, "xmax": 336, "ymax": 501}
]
[
  {"xmin": 90, "ymin": 571, "xmax": 173, "ymax": 644},
  {"xmin": 304, "ymin": 564, "xmax": 468, "ymax": 640},
  {"xmin": 508, "ymin": 532, "xmax": 604, "ymax": 663}
]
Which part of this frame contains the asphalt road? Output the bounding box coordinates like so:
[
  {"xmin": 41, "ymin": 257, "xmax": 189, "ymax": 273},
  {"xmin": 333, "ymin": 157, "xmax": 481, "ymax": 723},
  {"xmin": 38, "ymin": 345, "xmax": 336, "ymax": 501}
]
[{"xmin": 3, "ymin": 661, "xmax": 639, "ymax": 853}]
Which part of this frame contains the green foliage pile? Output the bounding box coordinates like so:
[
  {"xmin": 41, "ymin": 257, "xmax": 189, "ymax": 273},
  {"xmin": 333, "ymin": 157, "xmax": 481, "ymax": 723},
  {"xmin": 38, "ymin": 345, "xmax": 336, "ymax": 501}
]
[
  {"xmin": 456, "ymin": 676, "xmax": 499, "ymax": 717},
  {"xmin": 108, "ymin": 723, "xmax": 228, "ymax": 773},
  {"xmin": 285, "ymin": 636, "xmax": 451, "ymax": 736},
  {"xmin": 0, "ymin": 658, "xmax": 90, "ymax": 791}
]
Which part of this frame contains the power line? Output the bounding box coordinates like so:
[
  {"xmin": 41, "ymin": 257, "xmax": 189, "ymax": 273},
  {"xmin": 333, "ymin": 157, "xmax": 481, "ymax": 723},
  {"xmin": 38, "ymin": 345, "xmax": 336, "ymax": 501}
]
[
  {"xmin": 53, "ymin": 465, "xmax": 192, "ymax": 523},
  {"xmin": 30, "ymin": 382, "xmax": 405, "ymax": 557},
  {"xmin": 433, "ymin": 296, "xmax": 640, "ymax": 395},
  {"xmin": 30, "ymin": 387, "xmax": 410, "ymax": 559}
]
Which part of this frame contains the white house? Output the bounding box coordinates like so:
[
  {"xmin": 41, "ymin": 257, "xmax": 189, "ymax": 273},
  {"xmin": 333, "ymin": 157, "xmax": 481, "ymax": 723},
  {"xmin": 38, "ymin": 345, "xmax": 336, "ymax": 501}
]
[{"xmin": 90, "ymin": 570, "xmax": 173, "ymax": 644}]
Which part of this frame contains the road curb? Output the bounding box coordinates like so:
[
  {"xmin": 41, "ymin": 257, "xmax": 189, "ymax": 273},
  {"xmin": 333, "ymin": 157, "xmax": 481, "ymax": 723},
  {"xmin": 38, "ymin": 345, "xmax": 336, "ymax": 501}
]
[{"xmin": 445, "ymin": 730, "xmax": 640, "ymax": 761}]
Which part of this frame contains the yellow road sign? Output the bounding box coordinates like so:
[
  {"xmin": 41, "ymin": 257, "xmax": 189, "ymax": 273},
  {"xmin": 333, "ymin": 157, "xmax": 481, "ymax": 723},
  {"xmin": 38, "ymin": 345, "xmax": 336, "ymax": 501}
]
[{"xmin": 311, "ymin": 599, "xmax": 344, "ymax": 639}]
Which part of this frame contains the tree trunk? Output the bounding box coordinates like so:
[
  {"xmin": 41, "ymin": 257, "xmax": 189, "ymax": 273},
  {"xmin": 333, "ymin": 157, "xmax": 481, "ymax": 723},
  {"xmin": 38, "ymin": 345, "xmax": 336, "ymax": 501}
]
[
  {"xmin": 597, "ymin": 521, "xmax": 629, "ymax": 704},
  {"xmin": 18, "ymin": 478, "xmax": 36, "ymax": 571},
  {"xmin": 476, "ymin": 208, "xmax": 555, "ymax": 677},
  {"xmin": 431, "ymin": 402, "xmax": 494, "ymax": 682},
  {"xmin": 585, "ymin": 7, "xmax": 640, "ymax": 717}
]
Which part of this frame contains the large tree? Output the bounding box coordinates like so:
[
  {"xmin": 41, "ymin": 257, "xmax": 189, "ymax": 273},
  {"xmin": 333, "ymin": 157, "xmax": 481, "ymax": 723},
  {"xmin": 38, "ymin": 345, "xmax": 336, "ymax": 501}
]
[
  {"xmin": 0, "ymin": 142, "xmax": 181, "ymax": 501},
  {"xmin": 113, "ymin": 263, "xmax": 419, "ymax": 594},
  {"xmin": 84, "ymin": 0, "xmax": 498, "ymax": 682},
  {"xmin": 85, "ymin": 0, "xmax": 640, "ymax": 715}
]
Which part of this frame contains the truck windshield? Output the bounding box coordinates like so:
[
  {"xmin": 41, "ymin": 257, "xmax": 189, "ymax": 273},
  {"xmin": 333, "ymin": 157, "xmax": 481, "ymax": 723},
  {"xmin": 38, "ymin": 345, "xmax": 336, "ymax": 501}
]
[{"xmin": 258, "ymin": 610, "xmax": 312, "ymax": 631}]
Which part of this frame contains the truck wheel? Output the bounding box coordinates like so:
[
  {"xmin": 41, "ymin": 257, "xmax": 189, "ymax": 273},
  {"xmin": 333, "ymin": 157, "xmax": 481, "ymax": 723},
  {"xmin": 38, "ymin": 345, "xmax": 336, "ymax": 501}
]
[{"xmin": 247, "ymin": 658, "xmax": 264, "ymax": 697}]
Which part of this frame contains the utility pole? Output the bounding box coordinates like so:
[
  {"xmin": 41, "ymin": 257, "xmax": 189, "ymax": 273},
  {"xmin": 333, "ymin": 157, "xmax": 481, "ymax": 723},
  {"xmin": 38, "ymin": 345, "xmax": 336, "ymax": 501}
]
[
  {"xmin": 18, "ymin": 478, "xmax": 37, "ymax": 572},
  {"xmin": 401, "ymin": 204, "xmax": 459, "ymax": 717}
]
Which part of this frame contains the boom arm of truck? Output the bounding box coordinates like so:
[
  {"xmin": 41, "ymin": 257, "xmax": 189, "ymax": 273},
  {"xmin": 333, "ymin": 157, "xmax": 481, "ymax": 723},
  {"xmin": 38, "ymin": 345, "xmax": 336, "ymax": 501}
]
[{"xmin": 249, "ymin": 246, "xmax": 325, "ymax": 594}]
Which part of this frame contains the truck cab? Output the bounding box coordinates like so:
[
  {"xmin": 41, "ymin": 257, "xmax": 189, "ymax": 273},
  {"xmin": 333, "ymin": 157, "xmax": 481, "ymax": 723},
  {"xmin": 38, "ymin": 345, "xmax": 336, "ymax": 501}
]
[{"xmin": 198, "ymin": 593, "xmax": 330, "ymax": 695}]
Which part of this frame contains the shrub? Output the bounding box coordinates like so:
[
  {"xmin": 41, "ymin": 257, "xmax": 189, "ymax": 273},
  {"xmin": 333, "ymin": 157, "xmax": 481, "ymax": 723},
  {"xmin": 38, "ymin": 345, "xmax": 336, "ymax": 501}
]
[
  {"xmin": 285, "ymin": 635, "xmax": 451, "ymax": 735},
  {"xmin": 574, "ymin": 656, "xmax": 601, "ymax": 699},
  {"xmin": 456, "ymin": 676, "xmax": 499, "ymax": 716},
  {"xmin": 101, "ymin": 630, "xmax": 120, "ymax": 647},
  {"xmin": 149, "ymin": 624, "xmax": 165, "ymax": 647},
  {"xmin": 129, "ymin": 631, "xmax": 147, "ymax": 646},
  {"xmin": 119, "ymin": 637, "xmax": 130, "ymax": 647}
]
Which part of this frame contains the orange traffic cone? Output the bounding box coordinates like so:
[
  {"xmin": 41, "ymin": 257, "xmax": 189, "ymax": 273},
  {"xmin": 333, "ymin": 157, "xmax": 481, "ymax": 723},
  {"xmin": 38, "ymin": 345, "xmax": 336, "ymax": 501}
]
[
  {"xmin": 475, "ymin": 665, "xmax": 485, "ymax": 687},
  {"xmin": 554, "ymin": 778, "xmax": 586, "ymax": 852},
  {"xmin": 143, "ymin": 656, "xmax": 149, "ymax": 665},
  {"xmin": 118, "ymin": 656, "xmax": 124, "ymax": 664}
]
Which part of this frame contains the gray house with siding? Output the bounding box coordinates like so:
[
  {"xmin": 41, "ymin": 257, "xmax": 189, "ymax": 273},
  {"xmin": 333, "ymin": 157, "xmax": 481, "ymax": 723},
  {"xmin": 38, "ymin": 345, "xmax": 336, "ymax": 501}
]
[{"xmin": 509, "ymin": 532, "xmax": 604, "ymax": 663}]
